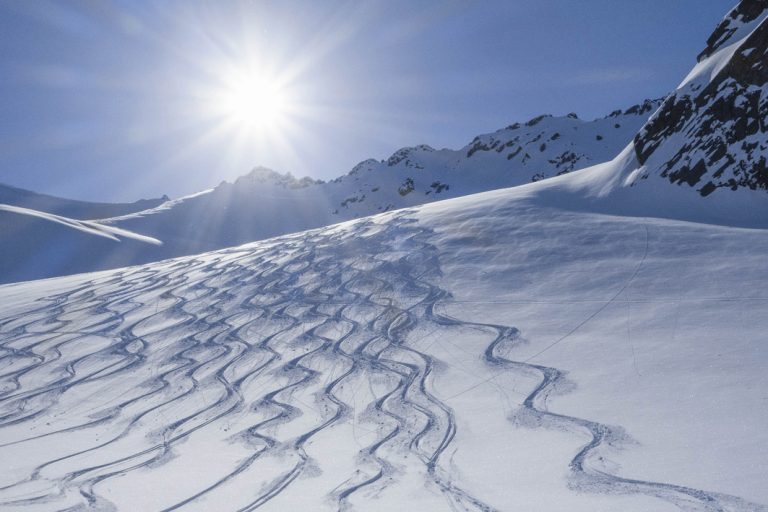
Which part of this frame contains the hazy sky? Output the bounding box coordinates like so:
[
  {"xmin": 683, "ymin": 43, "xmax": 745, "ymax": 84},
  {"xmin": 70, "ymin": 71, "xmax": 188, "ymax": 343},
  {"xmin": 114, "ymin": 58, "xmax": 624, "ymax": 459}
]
[{"xmin": 0, "ymin": 0, "xmax": 734, "ymax": 202}]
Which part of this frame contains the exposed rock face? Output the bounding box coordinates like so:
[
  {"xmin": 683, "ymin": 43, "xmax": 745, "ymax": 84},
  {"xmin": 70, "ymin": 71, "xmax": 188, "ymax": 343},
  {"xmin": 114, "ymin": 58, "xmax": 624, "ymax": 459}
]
[
  {"xmin": 462, "ymin": 98, "xmax": 662, "ymax": 176},
  {"xmin": 317, "ymin": 98, "xmax": 660, "ymax": 216},
  {"xmin": 634, "ymin": 1, "xmax": 768, "ymax": 196},
  {"xmin": 386, "ymin": 145, "xmax": 433, "ymax": 168},
  {"xmin": 698, "ymin": 0, "xmax": 767, "ymax": 61}
]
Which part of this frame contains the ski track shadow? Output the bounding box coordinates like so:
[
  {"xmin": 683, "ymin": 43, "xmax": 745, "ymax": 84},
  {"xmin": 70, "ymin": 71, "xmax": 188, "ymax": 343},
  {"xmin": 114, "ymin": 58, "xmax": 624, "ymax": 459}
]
[{"xmin": 0, "ymin": 211, "xmax": 763, "ymax": 512}]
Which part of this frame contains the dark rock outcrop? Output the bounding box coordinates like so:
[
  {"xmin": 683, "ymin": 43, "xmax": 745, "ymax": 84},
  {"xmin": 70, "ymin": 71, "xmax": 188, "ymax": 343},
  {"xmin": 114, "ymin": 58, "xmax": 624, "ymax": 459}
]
[{"xmin": 633, "ymin": 2, "xmax": 768, "ymax": 196}]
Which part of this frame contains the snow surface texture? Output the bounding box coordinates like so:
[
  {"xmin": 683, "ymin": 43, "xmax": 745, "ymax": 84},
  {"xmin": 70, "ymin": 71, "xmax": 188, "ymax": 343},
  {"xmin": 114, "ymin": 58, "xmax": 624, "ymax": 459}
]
[
  {"xmin": 0, "ymin": 101, "xmax": 659, "ymax": 284},
  {"xmin": 0, "ymin": 3, "xmax": 766, "ymax": 509},
  {"xmin": 0, "ymin": 191, "xmax": 766, "ymax": 511}
]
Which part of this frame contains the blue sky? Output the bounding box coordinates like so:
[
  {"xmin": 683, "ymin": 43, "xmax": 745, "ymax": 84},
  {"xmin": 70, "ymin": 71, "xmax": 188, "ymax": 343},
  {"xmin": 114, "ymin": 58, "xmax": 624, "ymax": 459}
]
[{"xmin": 0, "ymin": 0, "xmax": 734, "ymax": 202}]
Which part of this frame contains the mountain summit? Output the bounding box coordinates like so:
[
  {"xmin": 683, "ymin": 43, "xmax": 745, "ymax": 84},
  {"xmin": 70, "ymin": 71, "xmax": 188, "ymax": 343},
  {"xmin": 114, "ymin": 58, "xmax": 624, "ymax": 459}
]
[{"xmin": 634, "ymin": 0, "xmax": 768, "ymax": 196}]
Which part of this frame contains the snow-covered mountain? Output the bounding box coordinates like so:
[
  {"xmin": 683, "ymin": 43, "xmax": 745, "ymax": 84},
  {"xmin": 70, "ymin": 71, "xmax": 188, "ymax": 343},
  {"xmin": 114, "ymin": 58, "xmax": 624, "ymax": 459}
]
[
  {"xmin": 492, "ymin": 0, "xmax": 768, "ymax": 228},
  {"xmin": 1, "ymin": 146, "xmax": 766, "ymax": 512},
  {"xmin": 0, "ymin": 101, "xmax": 659, "ymax": 284},
  {"xmin": 0, "ymin": 2, "xmax": 767, "ymax": 510},
  {"xmin": 633, "ymin": 0, "xmax": 768, "ymax": 196},
  {"xmin": 322, "ymin": 98, "xmax": 661, "ymax": 216}
]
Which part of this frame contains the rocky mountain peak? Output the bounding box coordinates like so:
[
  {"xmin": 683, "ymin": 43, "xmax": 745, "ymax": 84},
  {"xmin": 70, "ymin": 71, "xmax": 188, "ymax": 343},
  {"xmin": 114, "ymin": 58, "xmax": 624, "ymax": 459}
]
[
  {"xmin": 386, "ymin": 145, "xmax": 435, "ymax": 167},
  {"xmin": 606, "ymin": 98, "xmax": 663, "ymax": 118},
  {"xmin": 633, "ymin": 1, "xmax": 768, "ymax": 196},
  {"xmin": 232, "ymin": 166, "xmax": 321, "ymax": 189},
  {"xmin": 698, "ymin": 0, "xmax": 768, "ymax": 62}
]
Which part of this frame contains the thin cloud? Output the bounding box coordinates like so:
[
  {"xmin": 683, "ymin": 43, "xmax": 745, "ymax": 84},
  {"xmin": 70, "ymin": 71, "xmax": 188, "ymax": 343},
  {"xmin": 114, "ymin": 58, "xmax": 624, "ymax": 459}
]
[{"xmin": 565, "ymin": 67, "xmax": 653, "ymax": 86}]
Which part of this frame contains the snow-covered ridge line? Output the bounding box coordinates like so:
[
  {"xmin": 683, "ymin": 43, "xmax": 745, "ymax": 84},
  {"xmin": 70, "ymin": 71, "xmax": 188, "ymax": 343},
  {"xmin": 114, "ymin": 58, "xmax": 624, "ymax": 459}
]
[
  {"xmin": 169, "ymin": 98, "xmax": 660, "ymax": 218},
  {"xmin": 0, "ymin": 98, "xmax": 661, "ymax": 284},
  {"xmin": 633, "ymin": 1, "xmax": 768, "ymax": 197},
  {"xmin": 100, "ymin": 188, "xmax": 213, "ymax": 223},
  {"xmin": 697, "ymin": 0, "xmax": 768, "ymax": 62},
  {"xmin": 680, "ymin": 6, "xmax": 768, "ymax": 89},
  {"xmin": 0, "ymin": 182, "xmax": 168, "ymax": 220},
  {"xmin": 0, "ymin": 204, "xmax": 162, "ymax": 245}
]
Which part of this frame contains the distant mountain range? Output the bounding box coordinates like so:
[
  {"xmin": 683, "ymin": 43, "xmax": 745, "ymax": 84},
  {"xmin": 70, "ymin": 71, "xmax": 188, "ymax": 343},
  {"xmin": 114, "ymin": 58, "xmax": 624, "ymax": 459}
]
[
  {"xmin": 0, "ymin": 100, "xmax": 662, "ymax": 284},
  {"xmin": 0, "ymin": 0, "xmax": 766, "ymax": 284}
]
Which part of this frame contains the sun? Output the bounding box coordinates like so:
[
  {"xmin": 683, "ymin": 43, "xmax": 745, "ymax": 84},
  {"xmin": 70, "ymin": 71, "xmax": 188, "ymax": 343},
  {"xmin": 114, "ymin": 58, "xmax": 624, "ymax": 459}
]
[
  {"xmin": 215, "ymin": 73, "xmax": 290, "ymax": 131},
  {"xmin": 195, "ymin": 61, "xmax": 302, "ymax": 167}
]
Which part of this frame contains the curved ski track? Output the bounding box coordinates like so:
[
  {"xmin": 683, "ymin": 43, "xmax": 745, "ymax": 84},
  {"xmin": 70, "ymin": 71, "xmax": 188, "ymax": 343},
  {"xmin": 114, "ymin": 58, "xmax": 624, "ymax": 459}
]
[{"xmin": 0, "ymin": 212, "xmax": 763, "ymax": 511}]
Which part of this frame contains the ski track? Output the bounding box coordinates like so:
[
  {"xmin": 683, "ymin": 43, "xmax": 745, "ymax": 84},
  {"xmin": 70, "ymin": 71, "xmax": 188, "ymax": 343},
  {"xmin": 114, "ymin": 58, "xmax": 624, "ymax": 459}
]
[{"xmin": 0, "ymin": 212, "xmax": 763, "ymax": 512}]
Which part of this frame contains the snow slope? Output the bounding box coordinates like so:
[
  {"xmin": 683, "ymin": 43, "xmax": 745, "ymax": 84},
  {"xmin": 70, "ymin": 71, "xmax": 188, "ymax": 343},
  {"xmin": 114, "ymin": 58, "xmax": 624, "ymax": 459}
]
[
  {"xmin": 0, "ymin": 205, "xmax": 162, "ymax": 245},
  {"xmin": 0, "ymin": 100, "xmax": 659, "ymax": 284},
  {"xmin": 0, "ymin": 181, "xmax": 765, "ymax": 511},
  {"xmin": 0, "ymin": 5, "xmax": 766, "ymax": 509},
  {"xmin": 0, "ymin": 205, "xmax": 167, "ymax": 286},
  {"xmin": 0, "ymin": 185, "xmax": 169, "ymax": 284}
]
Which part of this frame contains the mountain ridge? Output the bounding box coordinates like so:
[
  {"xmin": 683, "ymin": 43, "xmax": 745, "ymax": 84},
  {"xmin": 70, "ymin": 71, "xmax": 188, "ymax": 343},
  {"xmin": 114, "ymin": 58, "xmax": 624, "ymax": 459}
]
[
  {"xmin": 2, "ymin": 0, "xmax": 767, "ymax": 283},
  {"xmin": 0, "ymin": 182, "xmax": 168, "ymax": 220},
  {"xmin": 634, "ymin": 1, "xmax": 768, "ymax": 196}
]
